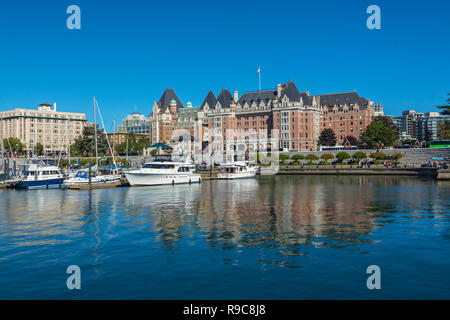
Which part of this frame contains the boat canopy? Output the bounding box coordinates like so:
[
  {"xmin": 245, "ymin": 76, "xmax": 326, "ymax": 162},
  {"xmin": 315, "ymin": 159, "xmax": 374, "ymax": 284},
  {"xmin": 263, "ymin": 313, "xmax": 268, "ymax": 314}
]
[{"xmin": 75, "ymin": 171, "xmax": 96, "ymax": 179}]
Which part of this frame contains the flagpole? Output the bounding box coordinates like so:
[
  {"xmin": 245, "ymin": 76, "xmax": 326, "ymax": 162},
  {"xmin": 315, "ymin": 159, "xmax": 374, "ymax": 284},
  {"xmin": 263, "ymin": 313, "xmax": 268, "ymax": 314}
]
[{"xmin": 258, "ymin": 66, "xmax": 261, "ymax": 91}]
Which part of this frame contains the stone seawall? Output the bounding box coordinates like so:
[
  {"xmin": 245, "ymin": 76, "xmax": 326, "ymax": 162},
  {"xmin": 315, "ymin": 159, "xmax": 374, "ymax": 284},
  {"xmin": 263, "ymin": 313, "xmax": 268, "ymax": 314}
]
[
  {"xmin": 275, "ymin": 166, "xmax": 437, "ymax": 176},
  {"xmin": 437, "ymin": 170, "xmax": 450, "ymax": 180}
]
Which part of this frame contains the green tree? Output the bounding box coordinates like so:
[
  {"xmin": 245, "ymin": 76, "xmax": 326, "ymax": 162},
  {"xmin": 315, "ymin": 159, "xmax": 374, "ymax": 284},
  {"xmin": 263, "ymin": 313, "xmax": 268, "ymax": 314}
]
[
  {"xmin": 362, "ymin": 120, "xmax": 396, "ymax": 148},
  {"xmin": 305, "ymin": 154, "xmax": 319, "ymax": 161},
  {"xmin": 136, "ymin": 136, "xmax": 150, "ymax": 154},
  {"xmin": 279, "ymin": 154, "xmax": 290, "ymax": 162},
  {"xmin": 320, "ymin": 153, "xmax": 334, "ymax": 160},
  {"xmin": 291, "ymin": 154, "xmax": 304, "ymax": 162},
  {"xmin": 438, "ymin": 121, "xmax": 450, "ymax": 140},
  {"xmin": 344, "ymin": 135, "xmax": 360, "ymax": 147},
  {"xmin": 336, "ymin": 152, "xmax": 351, "ymax": 163},
  {"xmin": 34, "ymin": 142, "xmax": 44, "ymax": 156},
  {"xmin": 71, "ymin": 125, "xmax": 108, "ymax": 156},
  {"xmin": 370, "ymin": 152, "xmax": 387, "ymax": 160},
  {"xmin": 437, "ymin": 93, "xmax": 450, "ymax": 115},
  {"xmin": 149, "ymin": 148, "xmax": 158, "ymax": 157},
  {"xmin": 115, "ymin": 133, "xmax": 149, "ymax": 155},
  {"xmin": 391, "ymin": 152, "xmax": 403, "ymax": 160},
  {"xmin": 373, "ymin": 116, "xmax": 400, "ymax": 142},
  {"xmin": 352, "ymin": 151, "xmax": 367, "ymax": 162},
  {"xmin": 319, "ymin": 128, "xmax": 337, "ymax": 147},
  {"xmin": 3, "ymin": 137, "xmax": 25, "ymax": 154}
]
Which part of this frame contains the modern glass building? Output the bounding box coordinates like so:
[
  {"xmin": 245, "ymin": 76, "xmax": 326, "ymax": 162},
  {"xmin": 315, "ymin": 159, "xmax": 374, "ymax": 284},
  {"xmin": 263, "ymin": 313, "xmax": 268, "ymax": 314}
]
[
  {"xmin": 118, "ymin": 112, "xmax": 150, "ymax": 135},
  {"xmin": 417, "ymin": 112, "xmax": 450, "ymax": 142}
]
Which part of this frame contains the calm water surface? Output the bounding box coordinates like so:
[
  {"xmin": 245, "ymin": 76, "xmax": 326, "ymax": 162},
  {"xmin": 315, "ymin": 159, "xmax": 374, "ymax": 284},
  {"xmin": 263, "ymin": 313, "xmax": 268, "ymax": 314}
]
[{"xmin": 0, "ymin": 176, "xmax": 449, "ymax": 299}]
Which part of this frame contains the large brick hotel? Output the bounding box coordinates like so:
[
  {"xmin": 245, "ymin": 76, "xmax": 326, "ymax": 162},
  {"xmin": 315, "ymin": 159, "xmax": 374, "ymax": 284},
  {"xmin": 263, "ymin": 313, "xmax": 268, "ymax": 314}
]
[{"xmin": 149, "ymin": 81, "xmax": 383, "ymax": 152}]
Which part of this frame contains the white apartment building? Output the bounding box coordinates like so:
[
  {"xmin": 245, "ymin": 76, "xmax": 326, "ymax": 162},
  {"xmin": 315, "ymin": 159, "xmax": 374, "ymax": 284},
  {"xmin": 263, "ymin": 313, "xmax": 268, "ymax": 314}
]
[{"xmin": 0, "ymin": 102, "xmax": 87, "ymax": 154}]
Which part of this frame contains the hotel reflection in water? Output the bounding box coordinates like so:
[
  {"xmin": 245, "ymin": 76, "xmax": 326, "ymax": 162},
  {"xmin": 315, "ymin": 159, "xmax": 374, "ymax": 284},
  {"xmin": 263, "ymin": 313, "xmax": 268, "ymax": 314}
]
[{"xmin": 0, "ymin": 176, "xmax": 433, "ymax": 253}]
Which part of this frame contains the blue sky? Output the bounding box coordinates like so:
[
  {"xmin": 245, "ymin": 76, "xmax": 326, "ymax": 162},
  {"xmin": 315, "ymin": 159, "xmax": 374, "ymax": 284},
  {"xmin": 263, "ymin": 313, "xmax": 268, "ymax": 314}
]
[{"xmin": 0, "ymin": 0, "xmax": 449, "ymax": 129}]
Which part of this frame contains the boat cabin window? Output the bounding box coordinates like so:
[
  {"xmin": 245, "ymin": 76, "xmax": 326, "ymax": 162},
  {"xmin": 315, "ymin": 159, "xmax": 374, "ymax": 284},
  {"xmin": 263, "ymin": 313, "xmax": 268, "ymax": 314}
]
[
  {"xmin": 178, "ymin": 167, "xmax": 190, "ymax": 172},
  {"xmin": 153, "ymin": 155, "xmax": 172, "ymax": 162},
  {"xmin": 143, "ymin": 164, "xmax": 175, "ymax": 169}
]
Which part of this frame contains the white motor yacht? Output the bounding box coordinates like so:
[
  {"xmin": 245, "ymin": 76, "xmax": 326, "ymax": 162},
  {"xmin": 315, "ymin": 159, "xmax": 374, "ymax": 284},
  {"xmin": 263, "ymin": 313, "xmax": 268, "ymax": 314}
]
[{"xmin": 125, "ymin": 154, "xmax": 201, "ymax": 186}]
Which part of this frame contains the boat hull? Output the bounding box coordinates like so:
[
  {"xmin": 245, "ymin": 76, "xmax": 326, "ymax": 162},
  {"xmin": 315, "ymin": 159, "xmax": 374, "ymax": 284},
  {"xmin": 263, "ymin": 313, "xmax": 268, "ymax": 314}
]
[
  {"xmin": 18, "ymin": 178, "xmax": 65, "ymax": 189},
  {"xmin": 217, "ymin": 171, "xmax": 257, "ymax": 180},
  {"xmin": 64, "ymin": 176, "xmax": 121, "ymax": 186},
  {"xmin": 125, "ymin": 172, "xmax": 201, "ymax": 186}
]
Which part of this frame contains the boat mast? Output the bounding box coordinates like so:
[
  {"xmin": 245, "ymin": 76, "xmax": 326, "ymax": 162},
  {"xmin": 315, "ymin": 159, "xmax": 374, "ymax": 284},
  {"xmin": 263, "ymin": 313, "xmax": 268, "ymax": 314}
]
[
  {"xmin": 113, "ymin": 118, "xmax": 116, "ymax": 157},
  {"xmin": 94, "ymin": 98, "xmax": 118, "ymax": 168},
  {"xmin": 94, "ymin": 96, "xmax": 99, "ymax": 170},
  {"xmin": 68, "ymin": 117, "xmax": 71, "ymax": 169},
  {"xmin": 0, "ymin": 115, "xmax": 3, "ymax": 159}
]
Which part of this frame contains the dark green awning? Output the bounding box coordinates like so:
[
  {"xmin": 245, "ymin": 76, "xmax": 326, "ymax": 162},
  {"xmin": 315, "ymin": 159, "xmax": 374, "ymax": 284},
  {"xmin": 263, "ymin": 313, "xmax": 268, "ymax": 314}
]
[{"xmin": 149, "ymin": 143, "xmax": 172, "ymax": 149}]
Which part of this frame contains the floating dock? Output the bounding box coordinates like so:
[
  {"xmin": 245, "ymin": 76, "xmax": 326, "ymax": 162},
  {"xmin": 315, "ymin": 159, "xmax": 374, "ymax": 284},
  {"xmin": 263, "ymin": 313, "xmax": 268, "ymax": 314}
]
[
  {"xmin": 67, "ymin": 180, "xmax": 123, "ymax": 190},
  {"xmin": 0, "ymin": 179, "xmax": 21, "ymax": 189},
  {"xmin": 195, "ymin": 170, "xmax": 219, "ymax": 180}
]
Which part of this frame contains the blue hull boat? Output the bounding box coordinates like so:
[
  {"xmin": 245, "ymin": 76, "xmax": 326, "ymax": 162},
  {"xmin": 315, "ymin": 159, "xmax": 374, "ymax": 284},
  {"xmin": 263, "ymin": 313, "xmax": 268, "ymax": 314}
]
[{"xmin": 18, "ymin": 178, "xmax": 65, "ymax": 189}]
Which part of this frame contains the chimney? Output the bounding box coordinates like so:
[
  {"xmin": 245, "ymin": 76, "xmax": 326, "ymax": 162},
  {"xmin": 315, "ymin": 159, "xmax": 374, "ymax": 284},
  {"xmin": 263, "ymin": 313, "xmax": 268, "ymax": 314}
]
[
  {"xmin": 233, "ymin": 91, "xmax": 238, "ymax": 103},
  {"xmin": 53, "ymin": 102, "xmax": 57, "ymax": 112},
  {"xmin": 277, "ymin": 84, "xmax": 282, "ymax": 97}
]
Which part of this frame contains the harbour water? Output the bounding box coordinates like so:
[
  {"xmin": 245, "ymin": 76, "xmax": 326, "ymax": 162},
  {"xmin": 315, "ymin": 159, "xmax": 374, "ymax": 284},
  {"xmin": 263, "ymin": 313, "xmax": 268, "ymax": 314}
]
[{"xmin": 0, "ymin": 176, "xmax": 449, "ymax": 299}]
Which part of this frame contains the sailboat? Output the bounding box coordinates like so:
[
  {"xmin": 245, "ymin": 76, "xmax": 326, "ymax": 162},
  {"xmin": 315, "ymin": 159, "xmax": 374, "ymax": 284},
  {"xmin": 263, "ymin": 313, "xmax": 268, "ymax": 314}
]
[{"xmin": 64, "ymin": 97, "xmax": 122, "ymax": 188}]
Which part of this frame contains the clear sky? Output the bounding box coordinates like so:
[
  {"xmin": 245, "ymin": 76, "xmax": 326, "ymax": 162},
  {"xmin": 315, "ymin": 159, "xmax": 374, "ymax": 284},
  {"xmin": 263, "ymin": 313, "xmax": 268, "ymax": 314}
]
[{"xmin": 1, "ymin": 0, "xmax": 449, "ymax": 129}]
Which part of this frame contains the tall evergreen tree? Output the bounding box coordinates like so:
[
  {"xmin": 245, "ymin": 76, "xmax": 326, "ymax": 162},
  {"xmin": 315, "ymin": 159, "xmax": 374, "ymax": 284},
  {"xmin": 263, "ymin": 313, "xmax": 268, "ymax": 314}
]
[
  {"xmin": 71, "ymin": 125, "xmax": 108, "ymax": 156},
  {"xmin": 319, "ymin": 128, "xmax": 337, "ymax": 146},
  {"xmin": 437, "ymin": 93, "xmax": 450, "ymax": 115}
]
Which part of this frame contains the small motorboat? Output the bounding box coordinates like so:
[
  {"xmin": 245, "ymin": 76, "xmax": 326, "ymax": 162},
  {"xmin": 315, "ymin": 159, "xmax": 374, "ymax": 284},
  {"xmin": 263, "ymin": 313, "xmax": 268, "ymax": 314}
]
[
  {"xmin": 217, "ymin": 161, "xmax": 258, "ymax": 180},
  {"xmin": 64, "ymin": 170, "xmax": 121, "ymax": 187}
]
